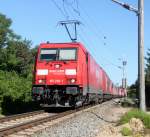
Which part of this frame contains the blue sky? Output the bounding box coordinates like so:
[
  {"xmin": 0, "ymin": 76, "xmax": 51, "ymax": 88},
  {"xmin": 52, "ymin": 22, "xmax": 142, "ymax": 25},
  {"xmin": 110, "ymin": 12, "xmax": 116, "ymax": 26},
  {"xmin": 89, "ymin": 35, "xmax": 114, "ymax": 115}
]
[{"xmin": 0, "ymin": 0, "xmax": 150, "ymax": 86}]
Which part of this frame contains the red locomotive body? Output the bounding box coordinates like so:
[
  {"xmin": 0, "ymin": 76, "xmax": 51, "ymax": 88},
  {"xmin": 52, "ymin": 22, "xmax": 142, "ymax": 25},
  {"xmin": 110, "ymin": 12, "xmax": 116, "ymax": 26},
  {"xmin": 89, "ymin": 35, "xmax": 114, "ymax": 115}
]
[{"xmin": 32, "ymin": 42, "xmax": 125, "ymax": 107}]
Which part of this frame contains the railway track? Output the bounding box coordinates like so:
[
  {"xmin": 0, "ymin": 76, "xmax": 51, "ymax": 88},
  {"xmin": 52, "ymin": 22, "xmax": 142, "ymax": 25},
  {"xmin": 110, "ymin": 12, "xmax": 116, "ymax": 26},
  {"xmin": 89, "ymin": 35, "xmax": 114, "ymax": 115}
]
[
  {"xmin": 0, "ymin": 110, "xmax": 56, "ymax": 136},
  {"xmin": 0, "ymin": 110, "xmax": 45, "ymax": 123},
  {"xmin": 0, "ymin": 105, "xmax": 95, "ymax": 137}
]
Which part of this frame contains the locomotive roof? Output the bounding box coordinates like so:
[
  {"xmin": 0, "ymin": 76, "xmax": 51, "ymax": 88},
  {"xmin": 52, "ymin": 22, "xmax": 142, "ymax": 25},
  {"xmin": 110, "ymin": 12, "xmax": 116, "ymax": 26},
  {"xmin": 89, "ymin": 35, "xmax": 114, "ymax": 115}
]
[{"xmin": 40, "ymin": 42, "xmax": 88, "ymax": 53}]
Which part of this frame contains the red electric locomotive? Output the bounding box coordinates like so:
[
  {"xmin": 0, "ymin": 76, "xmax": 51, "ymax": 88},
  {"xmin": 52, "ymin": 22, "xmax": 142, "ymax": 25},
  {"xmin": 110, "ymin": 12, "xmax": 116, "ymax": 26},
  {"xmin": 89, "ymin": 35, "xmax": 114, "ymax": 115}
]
[{"xmin": 32, "ymin": 42, "xmax": 125, "ymax": 107}]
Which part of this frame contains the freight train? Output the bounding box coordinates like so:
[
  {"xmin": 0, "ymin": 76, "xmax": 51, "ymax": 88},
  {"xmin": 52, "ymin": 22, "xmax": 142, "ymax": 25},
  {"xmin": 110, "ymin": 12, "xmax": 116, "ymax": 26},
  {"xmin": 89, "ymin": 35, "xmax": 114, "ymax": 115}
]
[{"xmin": 32, "ymin": 42, "xmax": 126, "ymax": 107}]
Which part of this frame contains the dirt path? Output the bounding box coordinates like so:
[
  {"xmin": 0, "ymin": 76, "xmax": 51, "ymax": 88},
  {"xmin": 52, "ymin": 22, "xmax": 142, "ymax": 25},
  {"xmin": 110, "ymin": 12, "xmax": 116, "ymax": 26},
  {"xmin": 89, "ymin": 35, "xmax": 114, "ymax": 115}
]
[{"xmin": 95, "ymin": 103, "xmax": 131, "ymax": 137}]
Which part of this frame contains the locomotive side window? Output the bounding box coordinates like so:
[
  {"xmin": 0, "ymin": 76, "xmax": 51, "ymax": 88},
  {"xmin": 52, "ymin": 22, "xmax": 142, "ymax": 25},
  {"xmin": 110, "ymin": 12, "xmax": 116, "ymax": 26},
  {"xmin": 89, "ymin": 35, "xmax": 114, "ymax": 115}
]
[
  {"xmin": 59, "ymin": 48, "xmax": 76, "ymax": 60},
  {"xmin": 40, "ymin": 49, "xmax": 57, "ymax": 61}
]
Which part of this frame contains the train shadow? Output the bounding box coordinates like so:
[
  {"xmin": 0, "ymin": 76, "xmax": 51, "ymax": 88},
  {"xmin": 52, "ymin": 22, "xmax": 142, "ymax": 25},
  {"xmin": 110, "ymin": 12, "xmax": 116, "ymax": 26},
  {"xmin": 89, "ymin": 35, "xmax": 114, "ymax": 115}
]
[{"xmin": 43, "ymin": 107, "xmax": 73, "ymax": 113}]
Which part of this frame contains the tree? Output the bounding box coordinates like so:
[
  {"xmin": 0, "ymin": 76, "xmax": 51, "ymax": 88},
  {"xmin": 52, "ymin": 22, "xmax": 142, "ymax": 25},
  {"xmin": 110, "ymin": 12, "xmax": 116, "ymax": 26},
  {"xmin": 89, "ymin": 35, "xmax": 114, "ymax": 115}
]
[
  {"xmin": 0, "ymin": 13, "xmax": 21, "ymax": 71},
  {"xmin": 145, "ymin": 49, "xmax": 150, "ymax": 84},
  {"xmin": 0, "ymin": 13, "xmax": 39, "ymax": 114},
  {"xmin": 0, "ymin": 13, "xmax": 12, "ymax": 48},
  {"xmin": 145, "ymin": 49, "xmax": 150, "ymax": 107},
  {"xmin": 6, "ymin": 39, "xmax": 33, "ymax": 76},
  {"xmin": 0, "ymin": 13, "xmax": 20, "ymax": 49}
]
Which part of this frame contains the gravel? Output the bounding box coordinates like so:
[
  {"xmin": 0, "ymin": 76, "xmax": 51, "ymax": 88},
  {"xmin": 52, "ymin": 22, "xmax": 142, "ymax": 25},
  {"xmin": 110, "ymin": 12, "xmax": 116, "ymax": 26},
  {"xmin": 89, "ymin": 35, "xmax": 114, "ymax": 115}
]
[
  {"xmin": 0, "ymin": 112, "xmax": 53, "ymax": 129},
  {"xmin": 32, "ymin": 100, "xmax": 127, "ymax": 137}
]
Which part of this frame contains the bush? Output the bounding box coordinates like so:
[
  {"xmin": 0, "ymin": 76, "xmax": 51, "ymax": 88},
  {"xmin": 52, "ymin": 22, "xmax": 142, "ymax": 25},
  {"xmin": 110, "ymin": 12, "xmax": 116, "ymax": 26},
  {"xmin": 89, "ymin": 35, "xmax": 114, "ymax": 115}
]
[
  {"xmin": 121, "ymin": 98, "xmax": 137, "ymax": 107},
  {"xmin": 0, "ymin": 70, "xmax": 35, "ymax": 114},
  {"xmin": 119, "ymin": 109, "xmax": 150, "ymax": 128},
  {"xmin": 1, "ymin": 96, "xmax": 40, "ymax": 114},
  {"xmin": 121, "ymin": 127, "xmax": 132, "ymax": 136}
]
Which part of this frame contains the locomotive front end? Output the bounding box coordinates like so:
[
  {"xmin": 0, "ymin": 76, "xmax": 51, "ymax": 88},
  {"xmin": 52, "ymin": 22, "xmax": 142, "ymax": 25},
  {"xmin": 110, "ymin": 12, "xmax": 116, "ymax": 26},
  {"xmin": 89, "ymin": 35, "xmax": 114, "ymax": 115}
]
[{"xmin": 32, "ymin": 43, "xmax": 84, "ymax": 107}]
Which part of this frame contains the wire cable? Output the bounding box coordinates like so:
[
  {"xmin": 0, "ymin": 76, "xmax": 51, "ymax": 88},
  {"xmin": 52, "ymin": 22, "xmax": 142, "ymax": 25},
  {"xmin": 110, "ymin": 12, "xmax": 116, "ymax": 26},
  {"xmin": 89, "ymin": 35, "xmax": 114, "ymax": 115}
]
[
  {"xmin": 78, "ymin": 33, "xmax": 106, "ymax": 67},
  {"xmin": 51, "ymin": 0, "xmax": 120, "ymax": 70},
  {"xmin": 51, "ymin": 0, "xmax": 67, "ymax": 19},
  {"xmin": 76, "ymin": 4, "xmax": 107, "ymax": 44},
  {"xmin": 72, "ymin": 3, "xmax": 120, "ymax": 60},
  {"xmin": 64, "ymin": 4, "xmax": 121, "ymax": 70},
  {"xmin": 62, "ymin": 0, "xmax": 70, "ymax": 19},
  {"xmin": 79, "ymin": 25, "xmax": 120, "ymax": 69},
  {"xmin": 63, "ymin": 0, "xmax": 80, "ymax": 16}
]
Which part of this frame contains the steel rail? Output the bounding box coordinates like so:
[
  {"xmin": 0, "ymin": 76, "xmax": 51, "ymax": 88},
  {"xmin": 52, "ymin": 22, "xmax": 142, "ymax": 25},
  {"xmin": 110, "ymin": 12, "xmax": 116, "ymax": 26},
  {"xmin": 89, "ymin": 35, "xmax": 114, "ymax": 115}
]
[
  {"xmin": 0, "ymin": 105, "xmax": 92, "ymax": 136},
  {"xmin": 0, "ymin": 110, "xmax": 45, "ymax": 123}
]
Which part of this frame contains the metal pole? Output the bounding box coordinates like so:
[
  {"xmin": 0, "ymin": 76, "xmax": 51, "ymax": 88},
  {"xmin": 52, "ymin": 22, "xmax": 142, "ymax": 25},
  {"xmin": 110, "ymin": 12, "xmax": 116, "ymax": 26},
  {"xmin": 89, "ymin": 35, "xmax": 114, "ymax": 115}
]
[
  {"xmin": 138, "ymin": 0, "xmax": 146, "ymax": 111},
  {"xmin": 122, "ymin": 61, "xmax": 125, "ymax": 86},
  {"xmin": 123, "ymin": 60, "xmax": 127, "ymax": 96},
  {"xmin": 111, "ymin": 0, "xmax": 146, "ymax": 111}
]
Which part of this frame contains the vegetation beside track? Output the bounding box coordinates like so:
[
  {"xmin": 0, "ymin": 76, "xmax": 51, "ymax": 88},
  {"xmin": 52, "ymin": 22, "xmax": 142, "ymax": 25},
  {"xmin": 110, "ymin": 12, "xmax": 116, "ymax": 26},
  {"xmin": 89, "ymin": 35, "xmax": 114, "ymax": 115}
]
[
  {"xmin": 120, "ymin": 127, "xmax": 132, "ymax": 136},
  {"xmin": 0, "ymin": 70, "xmax": 41, "ymax": 114},
  {"xmin": 128, "ymin": 49, "xmax": 150, "ymax": 108},
  {"xmin": 0, "ymin": 13, "xmax": 38, "ymax": 114},
  {"xmin": 117, "ymin": 109, "xmax": 150, "ymax": 136},
  {"xmin": 119, "ymin": 109, "xmax": 150, "ymax": 128}
]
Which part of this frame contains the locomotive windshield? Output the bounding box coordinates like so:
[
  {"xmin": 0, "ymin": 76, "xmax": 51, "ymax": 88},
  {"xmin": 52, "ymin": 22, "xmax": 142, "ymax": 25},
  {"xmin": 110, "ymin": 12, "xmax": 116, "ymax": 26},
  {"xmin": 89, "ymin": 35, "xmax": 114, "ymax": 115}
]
[
  {"xmin": 40, "ymin": 49, "xmax": 57, "ymax": 61},
  {"xmin": 59, "ymin": 49, "xmax": 76, "ymax": 60},
  {"xmin": 40, "ymin": 48, "xmax": 77, "ymax": 61}
]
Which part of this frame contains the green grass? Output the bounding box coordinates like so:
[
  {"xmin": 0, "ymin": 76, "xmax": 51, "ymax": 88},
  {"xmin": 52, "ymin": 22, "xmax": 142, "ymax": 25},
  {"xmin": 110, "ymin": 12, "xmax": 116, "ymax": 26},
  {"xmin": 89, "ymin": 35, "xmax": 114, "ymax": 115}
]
[
  {"xmin": 119, "ymin": 109, "xmax": 150, "ymax": 128},
  {"xmin": 121, "ymin": 127, "xmax": 132, "ymax": 136}
]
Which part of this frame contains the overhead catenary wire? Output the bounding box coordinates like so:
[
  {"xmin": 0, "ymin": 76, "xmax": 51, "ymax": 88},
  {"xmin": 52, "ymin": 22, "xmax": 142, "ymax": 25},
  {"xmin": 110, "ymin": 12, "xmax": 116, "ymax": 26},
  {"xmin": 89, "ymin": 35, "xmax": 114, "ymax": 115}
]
[
  {"xmin": 79, "ymin": 26, "xmax": 120, "ymax": 69},
  {"xmin": 64, "ymin": 1, "xmax": 107, "ymax": 45},
  {"xmin": 51, "ymin": 0, "xmax": 68, "ymax": 19},
  {"xmin": 53, "ymin": 0, "xmax": 105, "ymax": 46},
  {"xmin": 63, "ymin": 0, "xmax": 80, "ymax": 16},
  {"xmin": 66, "ymin": 1, "xmax": 121, "ymax": 70},
  {"xmin": 75, "ymin": 4, "xmax": 119, "ymax": 57},
  {"xmin": 77, "ymin": 5, "xmax": 122, "ymax": 68},
  {"xmin": 70, "ymin": 2, "xmax": 122, "ymax": 61},
  {"xmin": 77, "ymin": 5, "xmax": 107, "ymax": 44},
  {"xmin": 65, "ymin": 4, "xmax": 104, "ymax": 44},
  {"xmin": 79, "ymin": 28, "xmax": 120, "ymax": 74},
  {"xmin": 51, "ymin": 0, "xmax": 123, "ymax": 85},
  {"xmin": 78, "ymin": 31, "xmax": 107, "ymax": 68},
  {"xmin": 51, "ymin": 0, "xmax": 121, "ymax": 70},
  {"xmin": 64, "ymin": 0, "xmax": 75, "ymax": 6},
  {"xmin": 75, "ymin": 0, "xmax": 79, "ymax": 11},
  {"xmin": 63, "ymin": 0, "xmax": 70, "ymax": 19},
  {"xmin": 65, "ymin": 2, "xmax": 120, "ymax": 59}
]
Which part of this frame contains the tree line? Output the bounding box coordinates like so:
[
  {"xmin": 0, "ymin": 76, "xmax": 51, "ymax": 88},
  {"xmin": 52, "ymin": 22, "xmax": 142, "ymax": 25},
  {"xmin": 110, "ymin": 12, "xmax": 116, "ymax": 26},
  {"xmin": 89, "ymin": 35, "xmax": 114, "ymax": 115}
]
[
  {"xmin": 0, "ymin": 13, "xmax": 38, "ymax": 114},
  {"xmin": 128, "ymin": 50, "xmax": 150, "ymax": 107},
  {"xmin": 144, "ymin": 49, "xmax": 150, "ymax": 107}
]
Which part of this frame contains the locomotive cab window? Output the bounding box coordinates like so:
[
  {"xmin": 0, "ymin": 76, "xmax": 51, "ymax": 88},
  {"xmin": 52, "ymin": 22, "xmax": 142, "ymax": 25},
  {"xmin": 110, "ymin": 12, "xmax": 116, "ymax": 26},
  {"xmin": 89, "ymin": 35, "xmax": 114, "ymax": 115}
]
[
  {"xmin": 40, "ymin": 49, "xmax": 57, "ymax": 61},
  {"xmin": 59, "ymin": 48, "xmax": 77, "ymax": 60}
]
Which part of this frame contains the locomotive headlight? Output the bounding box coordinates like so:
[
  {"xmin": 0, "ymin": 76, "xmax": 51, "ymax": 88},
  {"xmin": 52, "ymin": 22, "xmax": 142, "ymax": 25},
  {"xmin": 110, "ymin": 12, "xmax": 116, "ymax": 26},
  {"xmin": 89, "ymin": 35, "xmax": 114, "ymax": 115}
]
[
  {"xmin": 55, "ymin": 64, "xmax": 60, "ymax": 69},
  {"xmin": 70, "ymin": 79, "xmax": 76, "ymax": 83},
  {"xmin": 38, "ymin": 79, "xmax": 45, "ymax": 83},
  {"xmin": 38, "ymin": 80, "xmax": 42, "ymax": 83}
]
